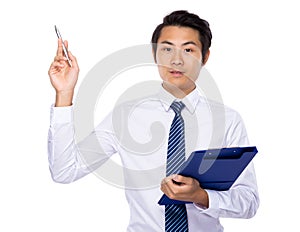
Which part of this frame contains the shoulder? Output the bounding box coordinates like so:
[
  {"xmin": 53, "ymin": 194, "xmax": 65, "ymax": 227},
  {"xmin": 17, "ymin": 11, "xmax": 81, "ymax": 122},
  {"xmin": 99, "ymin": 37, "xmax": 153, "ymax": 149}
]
[
  {"xmin": 198, "ymin": 96, "xmax": 243, "ymax": 120},
  {"xmin": 98, "ymin": 94, "xmax": 163, "ymax": 125}
]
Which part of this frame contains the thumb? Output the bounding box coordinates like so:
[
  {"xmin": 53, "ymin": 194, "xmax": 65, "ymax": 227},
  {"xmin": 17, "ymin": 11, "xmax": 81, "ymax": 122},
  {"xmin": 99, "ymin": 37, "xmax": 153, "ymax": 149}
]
[
  {"xmin": 68, "ymin": 51, "xmax": 79, "ymax": 70},
  {"xmin": 64, "ymin": 40, "xmax": 68, "ymax": 50},
  {"xmin": 173, "ymin": 174, "xmax": 189, "ymax": 183}
]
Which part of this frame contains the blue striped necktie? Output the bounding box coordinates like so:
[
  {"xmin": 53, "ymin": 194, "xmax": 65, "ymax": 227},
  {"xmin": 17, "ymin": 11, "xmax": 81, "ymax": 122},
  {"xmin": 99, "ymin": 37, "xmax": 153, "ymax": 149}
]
[{"xmin": 165, "ymin": 101, "xmax": 188, "ymax": 232}]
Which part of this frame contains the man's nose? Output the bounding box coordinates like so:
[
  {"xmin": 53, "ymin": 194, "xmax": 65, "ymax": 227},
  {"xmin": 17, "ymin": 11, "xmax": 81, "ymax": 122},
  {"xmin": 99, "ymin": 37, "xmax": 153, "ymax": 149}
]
[{"xmin": 171, "ymin": 49, "xmax": 184, "ymax": 66}]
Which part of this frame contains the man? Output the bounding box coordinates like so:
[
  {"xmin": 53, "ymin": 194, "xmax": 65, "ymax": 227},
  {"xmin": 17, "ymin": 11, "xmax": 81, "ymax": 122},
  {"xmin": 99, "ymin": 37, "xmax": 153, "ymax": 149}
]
[{"xmin": 48, "ymin": 10, "xmax": 259, "ymax": 231}]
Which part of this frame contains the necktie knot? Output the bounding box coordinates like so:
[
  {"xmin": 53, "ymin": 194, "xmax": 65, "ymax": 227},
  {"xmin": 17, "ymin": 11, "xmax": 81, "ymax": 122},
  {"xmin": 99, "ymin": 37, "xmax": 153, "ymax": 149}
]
[{"xmin": 170, "ymin": 101, "xmax": 185, "ymax": 115}]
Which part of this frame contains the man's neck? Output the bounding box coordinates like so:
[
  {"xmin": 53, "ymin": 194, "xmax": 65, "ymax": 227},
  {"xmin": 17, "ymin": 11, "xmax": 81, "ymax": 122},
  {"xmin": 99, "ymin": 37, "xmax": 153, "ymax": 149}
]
[{"xmin": 162, "ymin": 82, "xmax": 196, "ymax": 99}]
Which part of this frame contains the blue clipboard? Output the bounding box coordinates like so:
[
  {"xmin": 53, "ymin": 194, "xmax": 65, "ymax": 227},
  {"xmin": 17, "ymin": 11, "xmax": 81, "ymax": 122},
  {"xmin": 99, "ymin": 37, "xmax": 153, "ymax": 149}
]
[{"xmin": 158, "ymin": 146, "xmax": 258, "ymax": 205}]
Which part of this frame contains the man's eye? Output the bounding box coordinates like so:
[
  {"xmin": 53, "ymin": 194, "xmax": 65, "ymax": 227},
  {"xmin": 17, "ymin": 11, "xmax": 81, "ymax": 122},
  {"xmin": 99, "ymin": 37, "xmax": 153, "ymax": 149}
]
[
  {"xmin": 163, "ymin": 47, "xmax": 172, "ymax": 52},
  {"xmin": 184, "ymin": 48, "xmax": 193, "ymax": 53}
]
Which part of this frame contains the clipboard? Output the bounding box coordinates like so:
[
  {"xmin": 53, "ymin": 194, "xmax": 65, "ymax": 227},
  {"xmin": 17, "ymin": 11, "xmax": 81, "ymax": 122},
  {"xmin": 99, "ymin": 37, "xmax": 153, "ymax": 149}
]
[{"xmin": 158, "ymin": 146, "xmax": 258, "ymax": 205}]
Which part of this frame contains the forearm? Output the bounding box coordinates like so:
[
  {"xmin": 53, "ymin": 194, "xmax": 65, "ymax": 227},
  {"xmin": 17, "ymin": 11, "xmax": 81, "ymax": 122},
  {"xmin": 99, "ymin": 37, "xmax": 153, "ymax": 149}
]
[
  {"xmin": 48, "ymin": 106, "xmax": 88, "ymax": 183},
  {"xmin": 195, "ymin": 163, "xmax": 259, "ymax": 219},
  {"xmin": 193, "ymin": 188, "xmax": 209, "ymax": 209},
  {"xmin": 48, "ymin": 105, "xmax": 116, "ymax": 183},
  {"xmin": 55, "ymin": 90, "xmax": 74, "ymax": 107},
  {"xmin": 206, "ymin": 186, "xmax": 259, "ymax": 219}
]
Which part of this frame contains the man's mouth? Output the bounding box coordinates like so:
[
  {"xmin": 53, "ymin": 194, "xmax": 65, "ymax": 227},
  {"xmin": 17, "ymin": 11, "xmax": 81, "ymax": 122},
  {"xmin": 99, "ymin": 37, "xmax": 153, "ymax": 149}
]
[{"xmin": 170, "ymin": 70, "xmax": 184, "ymax": 77}]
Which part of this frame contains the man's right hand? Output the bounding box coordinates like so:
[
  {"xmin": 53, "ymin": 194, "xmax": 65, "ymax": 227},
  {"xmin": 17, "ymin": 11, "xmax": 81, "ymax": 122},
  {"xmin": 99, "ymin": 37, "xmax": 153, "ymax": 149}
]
[{"xmin": 48, "ymin": 38, "xmax": 79, "ymax": 107}]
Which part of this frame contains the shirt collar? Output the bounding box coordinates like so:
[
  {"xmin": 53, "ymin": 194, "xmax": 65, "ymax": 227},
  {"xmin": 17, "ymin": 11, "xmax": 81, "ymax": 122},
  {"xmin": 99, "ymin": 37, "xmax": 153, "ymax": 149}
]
[{"xmin": 156, "ymin": 85, "xmax": 200, "ymax": 114}]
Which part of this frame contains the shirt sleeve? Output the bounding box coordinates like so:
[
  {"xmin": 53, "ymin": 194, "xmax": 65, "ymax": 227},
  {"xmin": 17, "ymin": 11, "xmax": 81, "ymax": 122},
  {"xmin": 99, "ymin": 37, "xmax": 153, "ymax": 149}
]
[
  {"xmin": 48, "ymin": 105, "xmax": 118, "ymax": 183},
  {"xmin": 193, "ymin": 111, "xmax": 260, "ymax": 219}
]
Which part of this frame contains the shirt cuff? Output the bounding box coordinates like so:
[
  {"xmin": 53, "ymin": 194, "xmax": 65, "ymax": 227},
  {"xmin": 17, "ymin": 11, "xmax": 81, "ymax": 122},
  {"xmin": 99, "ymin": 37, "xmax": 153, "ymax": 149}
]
[
  {"xmin": 50, "ymin": 104, "xmax": 73, "ymax": 124},
  {"xmin": 193, "ymin": 190, "xmax": 220, "ymax": 218}
]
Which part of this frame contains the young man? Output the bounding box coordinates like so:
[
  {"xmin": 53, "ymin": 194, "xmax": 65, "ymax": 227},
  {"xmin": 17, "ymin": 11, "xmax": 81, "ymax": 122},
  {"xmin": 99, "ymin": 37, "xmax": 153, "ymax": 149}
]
[{"xmin": 48, "ymin": 10, "xmax": 259, "ymax": 232}]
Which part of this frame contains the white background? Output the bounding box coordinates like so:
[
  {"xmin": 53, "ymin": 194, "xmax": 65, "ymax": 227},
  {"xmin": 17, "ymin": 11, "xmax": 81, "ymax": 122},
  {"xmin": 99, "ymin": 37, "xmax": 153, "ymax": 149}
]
[{"xmin": 0, "ymin": 0, "xmax": 299, "ymax": 231}]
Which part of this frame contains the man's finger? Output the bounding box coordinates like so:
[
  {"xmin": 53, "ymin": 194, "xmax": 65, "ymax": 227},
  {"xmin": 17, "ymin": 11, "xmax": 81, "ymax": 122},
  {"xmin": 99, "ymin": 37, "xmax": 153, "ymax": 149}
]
[
  {"xmin": 56, "ymin": 38, "xmax": 63, "ymax": 56},
  {"xmin": 54, "ymin": 55, "xmax": 67, "ymax": 62},
  {"xmin": 173, "ymin": 175, "xmax": 192, "ymax": 184},
  {"xmin": 161, "ymin": 178, "xmax": 173, "ymax": 195},
  {"xmin": 52, "ymin": 60, "xmax": 65, "ymax": 68},
  {"xmin": 64, "ymin": 40, "xmax": 68, "ymax": 50}
]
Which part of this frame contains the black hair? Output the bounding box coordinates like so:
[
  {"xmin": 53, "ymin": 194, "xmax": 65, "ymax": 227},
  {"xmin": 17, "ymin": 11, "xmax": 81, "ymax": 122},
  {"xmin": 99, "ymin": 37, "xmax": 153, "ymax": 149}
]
[{"xmin": 151, "ymin": 10, "xmax": 212, "ymax": 63}]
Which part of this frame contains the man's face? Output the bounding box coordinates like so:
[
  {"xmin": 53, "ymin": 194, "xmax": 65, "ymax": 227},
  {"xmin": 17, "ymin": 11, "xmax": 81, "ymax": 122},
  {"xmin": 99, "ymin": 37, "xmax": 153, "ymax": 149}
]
[{"xmin": 155, "ymin": 26, "xmax": 207, "ymax": 96}]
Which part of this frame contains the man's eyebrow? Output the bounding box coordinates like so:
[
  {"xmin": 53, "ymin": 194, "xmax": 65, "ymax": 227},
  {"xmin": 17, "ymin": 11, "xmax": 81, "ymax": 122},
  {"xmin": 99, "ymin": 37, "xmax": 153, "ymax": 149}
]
[
  {"xmin": 159, "ymin": 40, "xmax": 198, "ymax": 46},
  {"xmin": 182, "ymin": 41, "xmax": 198, "ymax": 46},
  {"xmin": 160, "ymin": 41, "xmax": 174, "ymax": 45}
]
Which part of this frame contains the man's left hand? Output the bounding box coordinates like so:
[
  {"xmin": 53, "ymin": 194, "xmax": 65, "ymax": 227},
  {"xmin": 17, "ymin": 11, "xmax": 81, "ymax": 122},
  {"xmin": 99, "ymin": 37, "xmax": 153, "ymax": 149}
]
[{"xmin": 160, "ymin": 174, "xmax": 209, "ymax": 208}]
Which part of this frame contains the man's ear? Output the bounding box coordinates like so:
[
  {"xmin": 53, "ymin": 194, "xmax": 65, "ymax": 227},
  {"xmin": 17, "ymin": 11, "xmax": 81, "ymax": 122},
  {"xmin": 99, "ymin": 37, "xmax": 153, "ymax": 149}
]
[
  {"xmin": 152, "ymin": 48, "xmax": 157, "ymax": 63},
  {"xmin": 202, "ymin": 49, "xmax": 210, "ymax": 65}
]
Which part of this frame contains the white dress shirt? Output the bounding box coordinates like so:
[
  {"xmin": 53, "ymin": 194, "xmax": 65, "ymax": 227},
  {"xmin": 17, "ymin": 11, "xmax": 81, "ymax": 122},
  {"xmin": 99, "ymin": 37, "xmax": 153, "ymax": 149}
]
[{"xmin": 48, "ymin": 86, "xmax": 259, "ymax": 232}]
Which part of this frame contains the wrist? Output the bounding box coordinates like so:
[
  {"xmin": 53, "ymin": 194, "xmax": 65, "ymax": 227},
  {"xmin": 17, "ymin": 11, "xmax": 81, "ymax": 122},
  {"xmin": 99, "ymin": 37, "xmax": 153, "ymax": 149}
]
[
  {"xmin": 55, "ymin": 90, "xmax": 74, "ymax": 107},
  {"xmin": 193, "ymin": 189, "xmax": 209, "ymax": 208}
]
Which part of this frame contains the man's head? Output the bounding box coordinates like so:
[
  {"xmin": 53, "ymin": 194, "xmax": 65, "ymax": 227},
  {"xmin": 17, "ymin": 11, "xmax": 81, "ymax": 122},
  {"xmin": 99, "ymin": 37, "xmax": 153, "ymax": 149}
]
[
  {"xmin": 151, "ymin": 10, "xmax": 212, "ymax": 64},
  {"xmin": 151, "ymin": 10, "xmax": 212, "ymax": 97}
]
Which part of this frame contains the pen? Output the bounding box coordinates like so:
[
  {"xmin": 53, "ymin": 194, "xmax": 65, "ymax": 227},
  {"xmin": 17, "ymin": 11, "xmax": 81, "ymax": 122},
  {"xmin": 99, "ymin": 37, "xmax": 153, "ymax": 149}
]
[{"xmin": 54, "ymin": 25, "xmax": 72, "ymax": 67}]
